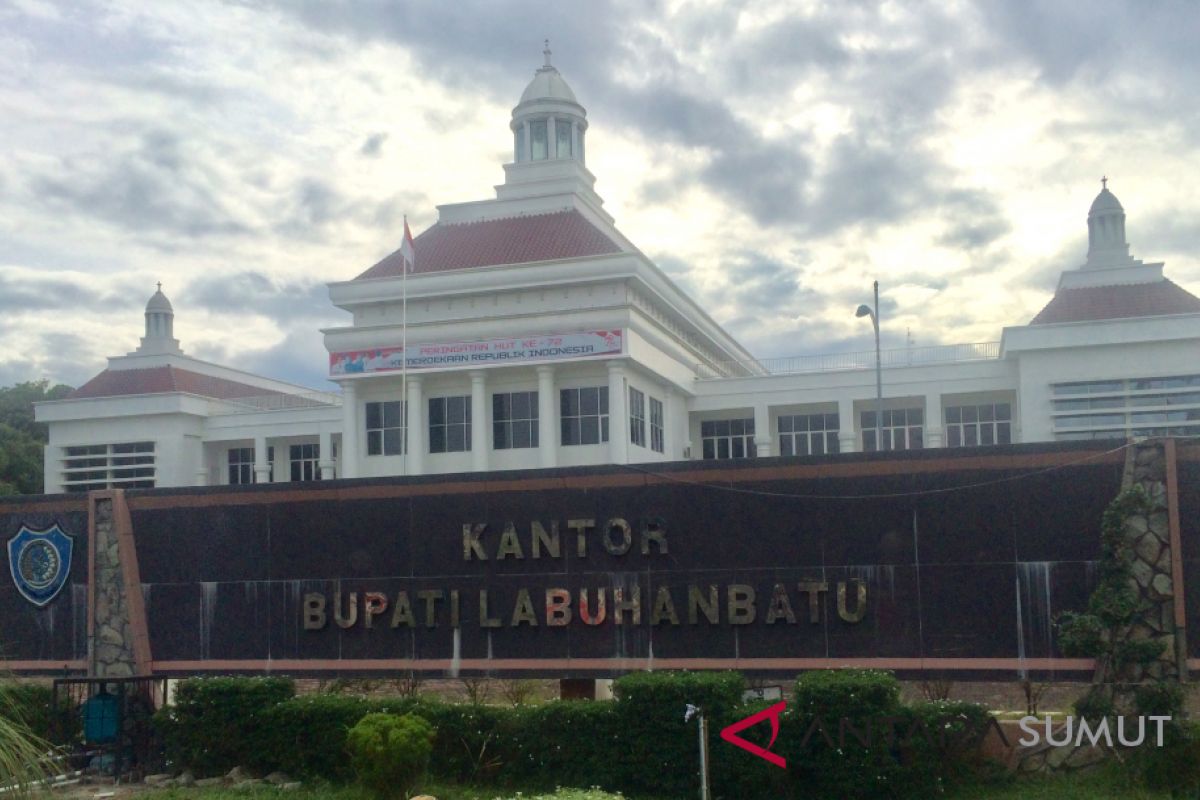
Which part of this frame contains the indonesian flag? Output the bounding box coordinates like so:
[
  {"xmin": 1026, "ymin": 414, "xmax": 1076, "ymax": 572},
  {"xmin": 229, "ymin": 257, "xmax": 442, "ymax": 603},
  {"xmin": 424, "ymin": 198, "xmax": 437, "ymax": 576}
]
[{"xmin": 400, "ymin": 216, "xmax": 416, "ymax": 273}]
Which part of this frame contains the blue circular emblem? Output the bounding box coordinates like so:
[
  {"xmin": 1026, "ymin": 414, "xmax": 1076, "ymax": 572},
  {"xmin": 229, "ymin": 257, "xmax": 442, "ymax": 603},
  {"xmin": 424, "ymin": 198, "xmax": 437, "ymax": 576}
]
[{"xmin": 18, "ymin": 540, "xmax": 60, "ymax": 590}]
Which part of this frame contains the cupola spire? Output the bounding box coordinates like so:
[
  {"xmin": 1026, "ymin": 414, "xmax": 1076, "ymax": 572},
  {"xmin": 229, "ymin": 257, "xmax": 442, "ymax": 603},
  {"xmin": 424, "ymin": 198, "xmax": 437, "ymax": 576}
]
[
  {"xmin": 1086, "ymin": 177, "xmax": 1132, "ymax": 268},
  {"xmin": 136, "ymin": 282, "xmax": 183, "ymax": 355}
]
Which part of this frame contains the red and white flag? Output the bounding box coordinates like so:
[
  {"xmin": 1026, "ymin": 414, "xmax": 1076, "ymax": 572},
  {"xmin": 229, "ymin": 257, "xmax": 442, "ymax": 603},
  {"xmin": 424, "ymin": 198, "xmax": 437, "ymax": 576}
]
[{"xmin": 400, "ymin": 216, "xmax": 416, "ymax": 273}]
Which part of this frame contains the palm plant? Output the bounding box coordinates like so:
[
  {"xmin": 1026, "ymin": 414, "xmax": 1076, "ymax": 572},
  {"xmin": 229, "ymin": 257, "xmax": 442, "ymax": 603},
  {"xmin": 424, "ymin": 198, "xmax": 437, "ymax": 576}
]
[{"xmin": 0, "ymin": 678, "xmax": 54, "ymax": 798}]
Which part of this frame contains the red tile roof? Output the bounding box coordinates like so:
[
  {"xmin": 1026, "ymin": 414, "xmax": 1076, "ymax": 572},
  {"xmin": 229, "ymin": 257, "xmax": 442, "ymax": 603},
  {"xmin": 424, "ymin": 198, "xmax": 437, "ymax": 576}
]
[
  {"xmin": 70, "ymin": 366, "xmax": 278, "ymax": 400},
  {"xmin": 355, "ymin": 210, "xmax": 623, "ymax": 280},
  {"xmin": 1030, "ymin": 280, "xmax": 1200, "ymax": 325}
]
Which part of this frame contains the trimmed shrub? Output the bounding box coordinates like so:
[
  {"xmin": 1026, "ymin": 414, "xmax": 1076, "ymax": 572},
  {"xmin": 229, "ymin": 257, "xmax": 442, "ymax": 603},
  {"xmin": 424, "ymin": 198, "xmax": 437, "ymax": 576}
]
[
  {"xmin": 154, "ymin": 676, "xmax": 294, "ymax": 776},
  {"xmin": 612, "ymin": 671, "xmax": 745, "ymax": 798},
  {"xmin": 494, "ymin": 700, "xmax": 622, "ymax": 792},
  {"xmin": 1136, "ymin": 720, "xmax": 1200, "ymax": 794},
  {"xmin": 0, "ymin": 682, "xmax": 77, "ymax": 745},
  {"xmin": 347, "ymin": 712, "xmax": 434, "ymax": 800}
]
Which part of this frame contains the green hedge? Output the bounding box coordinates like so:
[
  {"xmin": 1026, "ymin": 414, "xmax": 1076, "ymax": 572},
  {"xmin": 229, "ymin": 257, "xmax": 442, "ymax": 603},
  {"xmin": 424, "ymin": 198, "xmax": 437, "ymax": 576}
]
[
  {"xmin": 157, "ymin": 671, "xmax": 997, "ymax": 798},
  {"xmin": 0, "ymin": 681, "xmax": 78, "ymax": 745},
  {"xmin": 154, "ymin": 676, "xmax": 294, "ymax": 777}
]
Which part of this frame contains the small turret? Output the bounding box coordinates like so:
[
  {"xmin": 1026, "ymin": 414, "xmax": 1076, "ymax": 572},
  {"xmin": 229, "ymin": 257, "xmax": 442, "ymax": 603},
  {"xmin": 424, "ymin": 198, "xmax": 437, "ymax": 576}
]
[{"xmin": 136, "ymin": 282, "xmax": 183, "ymax": 355}]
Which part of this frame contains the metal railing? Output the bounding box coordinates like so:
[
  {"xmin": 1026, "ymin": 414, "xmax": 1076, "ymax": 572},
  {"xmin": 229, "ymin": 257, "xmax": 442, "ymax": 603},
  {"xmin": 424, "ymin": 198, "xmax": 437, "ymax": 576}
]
[
  {"xmin": 696, "ymin": 342, "xmax": 1001, "ymax": 380},
  {"xmin": 208, "ymin": 391, "xmax": 342, "ymax": 415}
]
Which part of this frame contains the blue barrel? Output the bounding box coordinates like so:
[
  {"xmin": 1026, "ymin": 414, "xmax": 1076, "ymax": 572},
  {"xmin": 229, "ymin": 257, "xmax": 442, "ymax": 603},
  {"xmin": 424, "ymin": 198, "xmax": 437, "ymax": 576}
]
[{"xmin": 82, "ymin": 691, "xmax": 119, "ymax": 743}]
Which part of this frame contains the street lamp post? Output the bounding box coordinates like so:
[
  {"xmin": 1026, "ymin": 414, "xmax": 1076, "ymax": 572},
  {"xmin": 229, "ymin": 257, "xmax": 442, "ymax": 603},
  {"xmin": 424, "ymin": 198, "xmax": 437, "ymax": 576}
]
[{"xmin": 856, "ymin": 281, "xmax": 883, "ymax": 452}]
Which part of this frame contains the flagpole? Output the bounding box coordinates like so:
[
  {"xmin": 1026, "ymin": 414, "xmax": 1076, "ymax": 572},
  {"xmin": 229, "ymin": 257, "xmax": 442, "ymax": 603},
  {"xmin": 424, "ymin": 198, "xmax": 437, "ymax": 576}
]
[{"xmin": 401, "ymin": 215, "xmax": 409, "ymax": 477}]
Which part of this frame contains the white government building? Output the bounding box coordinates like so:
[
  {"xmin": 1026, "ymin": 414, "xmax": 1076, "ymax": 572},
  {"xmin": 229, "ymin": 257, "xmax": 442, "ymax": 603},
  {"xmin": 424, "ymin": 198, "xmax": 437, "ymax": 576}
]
[{"xmin": 35, "ymin": 52, "xmax": 1200, "ymax": 494}]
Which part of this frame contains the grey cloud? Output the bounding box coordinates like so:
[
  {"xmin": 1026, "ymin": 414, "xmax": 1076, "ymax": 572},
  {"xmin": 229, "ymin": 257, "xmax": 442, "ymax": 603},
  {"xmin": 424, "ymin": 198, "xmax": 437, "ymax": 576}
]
[
  {"xmin": 29, "ymin": 130, "xmax": 251, "ymax": 239},
  {"xmin": 186, "ymin": 271, "xmax": 334, "ymax": 323},
  {"xmin": 0, "ymin": 271, "xmax": 146, "ymax": 314},
  {"xmin": 360, "ymin": 132, "xmax": 388, "ymax": 157},
  {"xmin": 234, "ymin": 327, "xmax": 336, "ymax": 390}
]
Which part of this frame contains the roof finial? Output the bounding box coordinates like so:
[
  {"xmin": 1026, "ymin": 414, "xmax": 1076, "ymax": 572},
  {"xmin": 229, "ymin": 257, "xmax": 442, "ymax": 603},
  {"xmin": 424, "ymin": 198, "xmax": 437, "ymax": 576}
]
[
  {"xmin": 543, "ymin": 38, "xmax": 552, "ymax": 68},
  {"xmin": 156, "ymin": 281, "xmax": 162, "ymax": 292},
  {"xmin": 1101, "ymin": 175, "xmax": 1108, "ymax": 190}
]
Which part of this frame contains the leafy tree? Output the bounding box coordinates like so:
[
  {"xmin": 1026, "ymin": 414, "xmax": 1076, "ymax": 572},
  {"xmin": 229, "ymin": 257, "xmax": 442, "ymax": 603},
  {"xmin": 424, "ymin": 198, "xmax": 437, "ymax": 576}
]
[{"xmin": 0, "ymin": 381, "xmax": 73, "ymax": 495}]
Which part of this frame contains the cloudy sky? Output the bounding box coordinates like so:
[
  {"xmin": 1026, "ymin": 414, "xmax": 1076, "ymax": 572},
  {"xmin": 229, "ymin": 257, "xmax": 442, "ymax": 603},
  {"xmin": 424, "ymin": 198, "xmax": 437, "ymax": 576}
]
[{"xmin": 2, "ymin": 0, "xmax": 1198, "ymax": 390}]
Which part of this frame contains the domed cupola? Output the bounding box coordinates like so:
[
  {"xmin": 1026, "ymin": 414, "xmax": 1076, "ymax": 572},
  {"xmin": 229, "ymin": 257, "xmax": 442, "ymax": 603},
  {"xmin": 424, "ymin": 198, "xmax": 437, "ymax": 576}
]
[
  {"xmin": 136, "ymin": 282, "xmax": 183, "ymax": 355},
  {"xmin": 510, "ymin": 41, "xmax": 588, "ymax": 165},
  {"xmin": 1086, "ymin": 177, "xmax": 1131, "ymax": 267}
]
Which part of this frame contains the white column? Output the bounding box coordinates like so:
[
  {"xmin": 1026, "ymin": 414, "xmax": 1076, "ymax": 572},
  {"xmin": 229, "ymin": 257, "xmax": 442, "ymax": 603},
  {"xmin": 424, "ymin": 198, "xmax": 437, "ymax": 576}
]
[
  {"xmin": 753, "ymin": 403, "xmax": 772, "ymax": 457},
  {"xmin": 340, "ymin": 381, "xmax": 359, "ymax": 479},
  {"xmin": 663, "ymin": 385, "xmax": 676, "ymax": 459},
  {"xmin": 547, "ymin": 116, "xmax": 557, "ymax": 158},
  {"xmin": 470, "ymin": 371, "xmax": 488, "ymax": 471},
  {"xmin": 537, "ymin": 366, "xmax": 557, "ymax": 468},
  {"xmin": 318, "ymin": 430, "xmax": 335, "ymax": 479},
  {"xmin": 193, "ymin": 441, "xmax": 207, "ymax": 486},
  {"xmin": 254, "ymin": 435, "xmax": 270, "ymax": 483},
  {"xmin": 406, "ymin": 376, "xmax": 424, "ymax": 475},
  {"xmin": 522, "ymin": 121, "xmax": 531, "ymax": 161},
  {"xmin": 607, "ymin": 361, "xmax": 628, "ymax": 464},
  {"xmin": 837, "ymin": 397, "xmax": 857, "ymax": 454},
  {"xmin": 924, "ymin": 393, "xmax": 943, "ymax": 449}
]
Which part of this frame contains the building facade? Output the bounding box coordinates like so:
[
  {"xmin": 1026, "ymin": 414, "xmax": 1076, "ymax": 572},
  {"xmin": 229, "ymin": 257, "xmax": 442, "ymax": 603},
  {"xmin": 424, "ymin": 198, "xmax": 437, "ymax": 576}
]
[{"xmin": 35, "ymin": 55, "xmax": 1200, "ymax": 494}]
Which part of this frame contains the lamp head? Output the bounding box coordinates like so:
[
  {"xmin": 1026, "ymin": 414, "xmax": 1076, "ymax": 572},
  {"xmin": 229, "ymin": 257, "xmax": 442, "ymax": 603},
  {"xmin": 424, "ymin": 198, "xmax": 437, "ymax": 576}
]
[{"xmin": 855, "ymin": 304, "xmax": 872, "ymax": 318}]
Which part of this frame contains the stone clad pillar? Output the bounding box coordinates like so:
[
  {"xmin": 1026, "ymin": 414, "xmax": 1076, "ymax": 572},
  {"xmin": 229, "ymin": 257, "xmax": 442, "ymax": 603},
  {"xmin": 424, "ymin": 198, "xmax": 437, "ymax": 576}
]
[
  {"xmin": 340, "ymin": 381, "xmax": 359, "ymax": 479},
  {"xmin": 837, "ymin": 397, "xmax": 857, "ymax": 453},
  {"xmin": 318, "ymin": 430, "xmax": 334, "ymax": 479},
  {"xmin": 406, "ymin": 376, "xmax": 424, "ymax": 475},
  {"xmin": 753, "ymin": 403, "xmax": 772, "ymax": 457},
  {"xmin": 254, "ymin": 435, "xmax": 270, "ymax": 484},
  {"xmin": 470, "ymin": 371, "xmax": 488, "ymax": 471},
  {"xmin": 537, "ymin": 366, "xmax": 557, "ymax": 468},
  {"xmin": 607, "ymin": 361, "xmax": 628, "ymax": 464}
]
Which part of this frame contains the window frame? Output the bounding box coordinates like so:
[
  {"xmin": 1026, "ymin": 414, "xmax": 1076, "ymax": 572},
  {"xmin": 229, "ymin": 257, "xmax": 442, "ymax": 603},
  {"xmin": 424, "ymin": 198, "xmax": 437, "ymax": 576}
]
[
  {"xmin": 493, "ymin": 390, "xmax": 539, "ymax": 450},
  {"xmin": 560, "ymin": 386, "xmax": 610, "ymax": 446},
  {"xmin": 649, "ymin": 396, "xmax": 665, "ymax": 454},
  {"xmin": 429, "ymin": 395, "xmax": 472, "ymax": 454},
  {"xmin": 861, "ymin": 408, "xmax": 925, "ymax": 452},
  {"xmin": 629, "ymin": 386, "xmax": 646, "ymax": 448},
  {"xmin": 365, "ymin": 399, "xmax": 407, "ymax": 456},
  {"xmin": 778, "ymin": 413, "xmax": 840, "ymax": 457},
  {"xmin": 289, "ymin": 443, "xmax": 320, "ymax": 482},
  {"xmin": 700, "ymin": 418, "xmax": 756, "ymax": 460}
]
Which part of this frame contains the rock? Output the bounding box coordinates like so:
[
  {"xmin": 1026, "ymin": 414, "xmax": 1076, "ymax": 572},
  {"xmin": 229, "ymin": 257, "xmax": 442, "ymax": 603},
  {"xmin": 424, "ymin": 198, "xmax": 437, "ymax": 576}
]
[
  {"xmin": 1135, "ymin": 534, "xmax": 1161, "ymax": 565},
  {"xmin": 195, "ymin": 777, "xmax": 223, "ymax": 787},
  {"xmin": 265, "ymin": 772, "xmax": 292, "ymax": 786},
  {"xmin": 144, "ymin": 773, "xmax": 172, "ymax": 786},
  {"xmin": 1064, "ymin": 744, "xmax": 1106, "ymax": 770},
  {"xmin": 411, "ymin": 796, "xmax": 439, "ymax": 800},
  {"xmin": 1156, "ymin": 546, "xmax": 1173, "ymax": 572},
  {"xmin": 226, "ymin": 766, "xmax": 249, "ymax": 782},
  {"xmin": 178, "ymin": 771, "xmax": 195, "ymax": 787},
  {"xmin": 103, "ymin": 662, "xmax": 133, "ymax": 678},
  {"xmin": 233, "ymin": 779, "xmax": 265, "ymax": 790},
  {"xmin": 1126, "ymin": 516, "xmax": 1149, "ymax": 536},
  {"xmin": 1149, "ymin": 511, "xmax": 1170, "ymax": 540},
  {"xmin": 1045, "ymin": 744, "xmax": 1073, "ymax": 769},
  {"xmin": 1131, "ymin": 559, "xmax": 1154, "ymax": 588},
  {"xmin": 281, "ymin": 782, "xmax": 303, "ymax": 791},
  {"xmin": 1151, "ymin": 573, "xmax": 1173, "ymax": 599},
  {"xmin": 99, "ymin": 624, "xmax": 124, "ymax": 646}
]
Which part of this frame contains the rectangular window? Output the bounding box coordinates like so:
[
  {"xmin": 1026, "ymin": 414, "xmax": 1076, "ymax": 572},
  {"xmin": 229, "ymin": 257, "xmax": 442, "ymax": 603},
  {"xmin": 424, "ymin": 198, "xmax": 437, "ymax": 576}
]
[
  {"xmin": 429, "ymin": 395, "xmax": 472, "ymax": 453},
  {"xmin": 629, "ymin": 387, "xmax": 646, "ymax": 447},
  {"xmin": 561, "ymin": 387, "xmax": 609, "ymax": 446},
  {"xmin": 861, "ymin": 409, "xmax": 924, "ymax": 452},
  {"xmin": 701, "ymin": 418, "xmax": 755, "ymax": 460},
  {"xmin": 649, "ymin": 397, "xmax": 665, "ymax": 453},
  {"xmin": 366, "ymin": 400, "xmax": 406, "ymax": 456},
  {"xmin": 494, "ymin": 391, "xmax": 539, "ymax": 450},
  {"xmin": 228, "ymin": 447, "xmax": 254, "ymax": 485},
  {"xmin": 555, "ymin": 118, "xmax": 572, "ymax": 157},
  {"xmin": 62, "ymin": 442, "xmax": 155, "ymax": 492},
  {"xmin": 778, "ymin": 413, "xmax": 840, "ymax": 456},
  {"xmin": 946, "ymin": 403, "xmax": 1012, "ymax": 447},
  {"xmin": 289, "ymin": 443, "xmax": 320, "ymax": 482},
  {"xmin": 530, "ymin": 120, "xmax": 548, "ymax": 160},
  {"xmin": 1051, "ymin": 374, "xmax": 1200, "ymax": 440}
]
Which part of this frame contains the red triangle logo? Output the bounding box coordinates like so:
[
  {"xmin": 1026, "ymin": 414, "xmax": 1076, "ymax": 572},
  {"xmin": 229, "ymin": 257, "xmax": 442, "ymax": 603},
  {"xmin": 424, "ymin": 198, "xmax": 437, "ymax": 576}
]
[{"xmin": 720, "ymin": 700, "xmax": 787, "ymax": 769}]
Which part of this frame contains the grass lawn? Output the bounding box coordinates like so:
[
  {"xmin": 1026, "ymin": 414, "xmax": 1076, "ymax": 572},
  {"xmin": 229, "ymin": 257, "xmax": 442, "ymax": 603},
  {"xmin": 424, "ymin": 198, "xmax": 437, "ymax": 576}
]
[
  {"xmin": 139, "ymin": 784, "xmax": 625, "ymax": 800},
  {"xmin": 133, "ymin": 771, "xmax": 1184, "ymax": 800}
]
